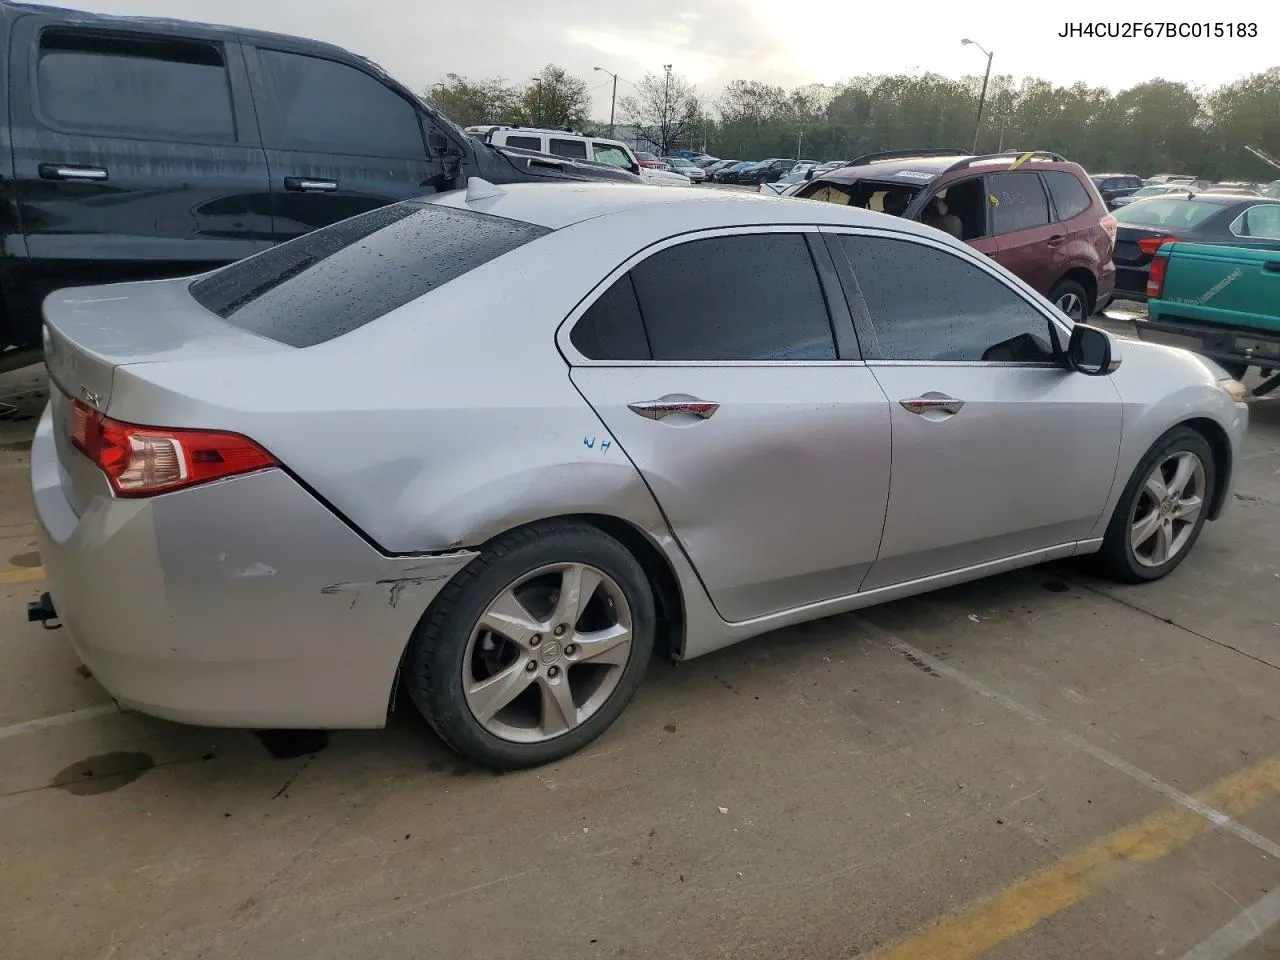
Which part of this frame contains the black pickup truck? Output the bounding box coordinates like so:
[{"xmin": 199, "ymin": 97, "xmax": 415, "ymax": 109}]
[{"xmin": 0, "ymin": 2, "xmax": 638, "ymax": 361}]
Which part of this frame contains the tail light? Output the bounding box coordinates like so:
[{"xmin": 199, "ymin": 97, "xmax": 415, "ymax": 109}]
[
  {"xmin": 1146, "ymin": 253, "xmax": 1169, "ymax": 299},
  {"xmin": 1100, "ymin": 213, "xmax": 1117, "ymax": 249},
  {"xmin": 69, "ymin": 400, "xmax": 276, "ymax": 497},
  {"xmin": 1137, "ymin": 235, "xmax": 1179, "ymax": 256}
]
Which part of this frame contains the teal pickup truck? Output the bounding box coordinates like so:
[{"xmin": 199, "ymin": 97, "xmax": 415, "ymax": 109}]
[{"xmin": 1136, "ymin": 241, "xmax": 1280, "ymax": 396}]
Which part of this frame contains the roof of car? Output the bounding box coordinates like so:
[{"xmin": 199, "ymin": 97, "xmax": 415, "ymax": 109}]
[
  {"xmin": 813, "ymin": 152, "xmax": 1076, "ymax": 186},
  {"xmin": 428, "ymin": 181, "xmax": 953, "ymax": 238}
]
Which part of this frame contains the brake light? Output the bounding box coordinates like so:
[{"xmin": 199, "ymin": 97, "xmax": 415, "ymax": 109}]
[
  {"xmin": 69, "ymin": 399, "xmax": 276, "ymax": 497},
  {"xmin": 1146, "ymin": 253, "xmax": 1168, "ymax": 299},
  {"xmin": 1100, "ymin": 213, "xmax": 1117, "ymax": 249},
  {"xmin": 1137, "ymin": 235, "xmax": 1179, "ymax": 256}
]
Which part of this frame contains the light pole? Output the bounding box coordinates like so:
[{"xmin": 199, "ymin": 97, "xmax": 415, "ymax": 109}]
[
  {"xmin": 961, "ymin": 38, "xmax": 993, "ymax": 154},
  {"xmin": 663, "ymin": 64, "xmax": 672, "ymax": 154},
  {"xmin": 593, "ymin": 66, "xmax": 618, "ymax": 139},
  {"xmin": 531, "ymin": 77, "xmax": 542, "ymax": 127}
]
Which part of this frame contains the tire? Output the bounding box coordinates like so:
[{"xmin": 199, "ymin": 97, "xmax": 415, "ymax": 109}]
[
  {"xmin": 404, "ymin": 520, "xmax": 656, "ymax": 769},
  {"xmin": 1049, "ymin": 279, "xmax": 1090, "ymax": 322},
  {"xmin": 1096, "ymin": 426, "xmax": 1216, "ymax": 584}
]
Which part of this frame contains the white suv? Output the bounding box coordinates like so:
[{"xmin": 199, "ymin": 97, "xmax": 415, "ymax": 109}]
[{"xmin": 464, "ymin": 126, "xmax": 692, "ymax": 187}]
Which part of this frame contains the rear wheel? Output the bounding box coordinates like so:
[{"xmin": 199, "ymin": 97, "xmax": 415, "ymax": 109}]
[
  {"xmin": 404, "ymin": 521, "xmax": 656, "ymax": 769},
  {"xmin": 1097, "ymin": 427, "xmax": 1215, "ymax": 583},
  {"xmin": 1049, "ymin": 279, "xmax": 1089, "ymax": 322}
]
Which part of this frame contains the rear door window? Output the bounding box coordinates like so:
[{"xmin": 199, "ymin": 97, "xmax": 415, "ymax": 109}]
[
  {"xmin": 628, "ymin": 233, "xmax": 836, "ymax": 361},
  {"xmin": 190, "ymin": 202, "xmax": 549, "ymax": 347},
  {"xmin": 549, "ymin": 138, "xmax": 588, "ymax": 160},
  {"xmin": 570, "ymin": 275, "xmax": 651, "ymax": 360},
  {"xmin": 1043, "ymin": 171, "xmax": 1093, "ymax": 220},
  {"xmin": 1231, "ymin": 204, "xmax": 1280, "ymax": 240},
  {"xmin": 987, "ymin": 172, "xmax": 1051, "ymax": 235},
  {"xmin": 36, "ymin": 30, "xmax": 235, "ymax": 141},
  {"xmin": 254, "ymin": 49, "xmax": 425, "ymax": 159},
  {"xmin": 1114, "ymin": 199, "xmax": 1224, "ymax": 229},
  {"xmin": 504, "ymin": 135, "xmax": 542, "ymax": 150}
]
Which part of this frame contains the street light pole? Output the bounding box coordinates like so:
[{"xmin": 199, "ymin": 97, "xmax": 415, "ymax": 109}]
[
  {"xmin": 593, "ymin": 67, "xmax": 618, "ymax": 139},
  {"xmin": 961, "ymin": 38, "xmax": 993, "ymax": 154},
  {"xmin": 531, "ymin": 77, "xmax": 542, "ymax": 126},
  {"xmin": 663, "ymin": 64, "xmax": 672, "ymax": 155}
]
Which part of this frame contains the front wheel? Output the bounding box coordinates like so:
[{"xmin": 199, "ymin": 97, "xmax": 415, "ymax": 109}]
[
  {"xmin": 404, "ymin": 521, "xmax": 656, "ymax": 769},
  {"xmin": 1096, "ymin": 427, "xmax": 1216, "ymax": 583}
]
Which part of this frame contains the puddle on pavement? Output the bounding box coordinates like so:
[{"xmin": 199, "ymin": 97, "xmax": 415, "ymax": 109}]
[
  {"xmin": 8, "ymin": 551, "xmax": 40, "ymax": 568},
  {"xmin": 53, "ymin": 752, "xmax": 155, "ymax": 795}
]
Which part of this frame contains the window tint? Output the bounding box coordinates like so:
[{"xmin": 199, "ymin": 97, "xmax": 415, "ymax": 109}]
[
  {"xmin": 629, "ymin": 234, "xmax": 836, "ymax": 361},
  {"xmin": 592, "ymin": 144, "xmax": 633, "ymax": 169},
  {"xmin": 1115, "ymin": 198, "xmax": 1223, "ymax": 229},
  {"xmin": 1043, "ymin": 171, "xmax": 1093, "ymax": 220},
  {"xmin": 549, "ymin": 138, "xmax": 588, "ymax": 160},
  {"xmin": 504, "ymin": 135, "xmax": 541, "ymax": 150},
  {"xmin": 571, "ymin": 275, "xmax": 651, "ymax": 360},
  {"xmin": 37, "ymin": 30, "xmax": 234, "ymax": 140},
  {"xmin": 190, "ymin": 202, "xmax": 548, "ymax": 347},
  {"xmin": 255, "ymin": 49, "xmax": 424, "ymax": 158},
  {"xmin": 838, "ymin": 235, "xmax": 1056, "ymax": 363},
  {"xmin": 988, "ymin": 172, "xmax": 1051, "ymax": 235}
]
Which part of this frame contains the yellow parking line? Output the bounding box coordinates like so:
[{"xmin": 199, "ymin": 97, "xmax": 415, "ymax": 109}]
[
  {"xmin": 874, "ymin": 756, "xmax": 1280, "ymax": 960},
  {"xmin": 0, "ymin": 565, "xmax": 45, "ymax": 584}
]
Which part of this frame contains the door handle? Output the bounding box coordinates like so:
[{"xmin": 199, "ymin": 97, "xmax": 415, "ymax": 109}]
[
  {"xmin": 1046, "ymin": 234, "xmax": 1065, "ymax": 247},
  {"xmin": 284, "ymin": 177, "xmax": 339, "ymax": 193},
  {"xmin": 627, "ymin": 398, "xmax": 720, "ymax": 421},
  {"xmin": 1263, "ymin": 261, "xmax": 1280, "ymax": 273},
  {"xmin": 900, "ymin": 393, "xmax": 965, "ymax": 416},
  {"xmin": 39, "ymin": 164, "xmax": 108, "ymax": 182}
]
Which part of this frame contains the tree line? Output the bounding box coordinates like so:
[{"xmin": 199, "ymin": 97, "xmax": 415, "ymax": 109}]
[{"xmin": 425, "ymin": 65, "xmax": 1280, "ymax": 180}]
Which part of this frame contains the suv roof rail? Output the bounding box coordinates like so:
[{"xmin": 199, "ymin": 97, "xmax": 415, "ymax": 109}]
[
  {"xmin": 941, "ymin": 150, "xmax": 1067, "ymax": 174},
  {"xmin": 846, "ymin": 148, "xmax": 967, "ymax": 167}
]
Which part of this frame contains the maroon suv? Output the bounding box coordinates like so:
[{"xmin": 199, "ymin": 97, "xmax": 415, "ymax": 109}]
[{"xmin": 791, "ymin": 149, "xmax": 1117, "ymax": 319}]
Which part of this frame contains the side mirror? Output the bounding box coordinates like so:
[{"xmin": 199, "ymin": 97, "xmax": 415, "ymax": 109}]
[{"xmin": 1066, "ymin": 323, "xmax": 1121, "ymax": 375}]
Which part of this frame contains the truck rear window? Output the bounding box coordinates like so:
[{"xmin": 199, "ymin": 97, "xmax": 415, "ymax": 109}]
[{"xmin": 189, "ymin": 202, "xmax": 549, "ymax": 347}]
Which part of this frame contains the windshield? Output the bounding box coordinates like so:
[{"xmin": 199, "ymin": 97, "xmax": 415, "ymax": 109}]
[
  {"xmin": 1114, "ymin": 198, "xmax": 1223, "ymax": 229},
  {"xmin": 592, "ymin": 144, "xmax": 634, "ymax": 169}
]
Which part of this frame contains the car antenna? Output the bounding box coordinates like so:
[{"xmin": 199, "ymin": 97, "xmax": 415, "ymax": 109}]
[{"xmin": 465, "ymin": 177, "xmax": 507, "ymax": 202}]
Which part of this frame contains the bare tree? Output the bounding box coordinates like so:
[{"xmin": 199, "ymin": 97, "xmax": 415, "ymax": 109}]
[{"xmin": 619, "ymin": 68, "xmax": 699, "ymax": 155}]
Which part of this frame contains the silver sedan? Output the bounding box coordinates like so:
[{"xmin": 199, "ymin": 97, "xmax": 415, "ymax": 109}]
[{"xmin": 33, "ymin": 181, "xmax": 1248, "ymax": 768}]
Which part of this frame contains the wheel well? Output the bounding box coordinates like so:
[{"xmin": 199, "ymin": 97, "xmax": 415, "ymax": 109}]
[
  {"xmin": 576, "ymin": 514, "xmax": 686, "ymax": 662},
  {"xmin": 1055, "ymin": 268, "xmax": 1097, "ymax": 313},
  {"xmin": 1180, "ymin": 417, "xmax": 1232, "ymax": 520}
]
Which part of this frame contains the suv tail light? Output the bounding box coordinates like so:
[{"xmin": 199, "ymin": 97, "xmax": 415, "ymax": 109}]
[
  {"xmin": 1146, "ymin": 253, "xmax": 1169, "ymax": 299},
  {"xmin": 1100, "ymin": 213, "xmax": 1117, "ymax": 249},
  {"xmin": 69, "ymin": 400, "xmax": 276, "ymax": 497},
  {"xmin": 1137, "ymin": 235, "xmax": 1179, "ymax": 256}
]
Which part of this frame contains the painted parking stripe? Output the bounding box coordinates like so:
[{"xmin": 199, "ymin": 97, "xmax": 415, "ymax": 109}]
[
  {"xmin": 0, "ymin": 703, "xmax": 118, "ymax": 741},
  {"xmin": 1178, "ymin": 886, "xmax": 1280, "ymax": 960},
  {"xmin": 0, "ymin": 565, "xmax": 45, "ymax": 584}
]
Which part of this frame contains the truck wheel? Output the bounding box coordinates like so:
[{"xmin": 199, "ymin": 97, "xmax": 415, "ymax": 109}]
[
  {"xmin": 1049, "ymin": 280, "xmax": 1089, "ymax": 322},
  {"xmin": 1096, "ymin": 426, "xmax": 1215, "ymax": 584},
  {"xmin": 404, "ymin": 520, "xmax": 656, "ymax": 769}
]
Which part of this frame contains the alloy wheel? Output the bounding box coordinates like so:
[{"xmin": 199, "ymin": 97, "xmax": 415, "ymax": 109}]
[
  {"xmin": 1129, "ymin": 450, "xmax": 1206, "ymax": 567},
  {"xmin": 1055, "ymin": 291, "xmax": 1085, "ymax": 321},
  {"xmin": 462, "ymin": 563, "xmax": 633, "ymax": 743}
]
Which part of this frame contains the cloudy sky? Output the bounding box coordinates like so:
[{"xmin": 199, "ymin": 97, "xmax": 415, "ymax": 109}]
[{"xmin": 29, "ymin": 0, "xmax": 1279, "ymax": 119}]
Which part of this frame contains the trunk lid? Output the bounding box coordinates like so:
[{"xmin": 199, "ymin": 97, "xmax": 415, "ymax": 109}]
[{"xmin": 41, "ymin": 276, "xmax": 290, "ymax": 515}]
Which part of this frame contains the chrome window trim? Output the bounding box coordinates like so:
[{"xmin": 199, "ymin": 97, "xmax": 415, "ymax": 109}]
[{"xmin": 557, "ymin": 224, "xmax": 862, "ymax": 368}]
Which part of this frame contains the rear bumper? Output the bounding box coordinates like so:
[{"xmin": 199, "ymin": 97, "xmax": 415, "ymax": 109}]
[
  {"xmin": 1134, "ymin": 317, "xmax": 1280, "ymax": 370},
  {"xmin": 31, "ymin": 404, "xmax": 476, "ymax": 729}
]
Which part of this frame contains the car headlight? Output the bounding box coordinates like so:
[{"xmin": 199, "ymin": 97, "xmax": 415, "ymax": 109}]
[{"xmin": 1218, "ymin": 377, "xmax": 1247, "ymax": 402}]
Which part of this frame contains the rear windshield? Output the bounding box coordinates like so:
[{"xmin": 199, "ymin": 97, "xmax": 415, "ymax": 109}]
[
  {"xmin": 1114, "ymin": 198, "xmax": 1223, "ymax": 229},
  {"xmin": 189, "ymin": 202, "xmax": 549, "ymax": 347}
]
